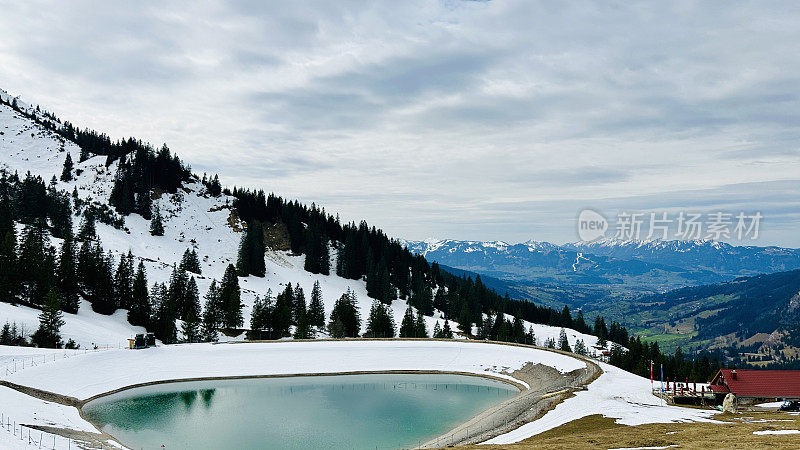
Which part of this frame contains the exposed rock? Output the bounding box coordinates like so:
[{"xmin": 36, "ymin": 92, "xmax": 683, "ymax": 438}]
[{"xmin": 723, "ymin": 393, "xmax": 737, "ymax": 413}]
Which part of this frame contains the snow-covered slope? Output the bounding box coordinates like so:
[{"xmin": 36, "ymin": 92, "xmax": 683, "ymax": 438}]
[
  {"xmin": 0, "ymin": 91, "xmax": 615, "ymax": 411},
  {"xmin": 0, "ymin": 301, "xmax": 146, "ymax": 349},
  {"xmin": 0, "ymin": 92, "xmax": 605, "ymax": 347}
]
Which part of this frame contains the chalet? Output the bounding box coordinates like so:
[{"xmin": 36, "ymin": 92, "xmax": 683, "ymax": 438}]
[{"xmin": 709, "ymin": 369, "xmax": 800, "ymax": 403}]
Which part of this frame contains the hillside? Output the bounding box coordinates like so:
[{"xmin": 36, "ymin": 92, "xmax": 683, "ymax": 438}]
[
  {"xmin": 0, "ymin": 88, "xmax": 606, "ymax": 352},
  {"xmin": 627, "ymin": 269, "xmax": 800, "ymax": 357}
]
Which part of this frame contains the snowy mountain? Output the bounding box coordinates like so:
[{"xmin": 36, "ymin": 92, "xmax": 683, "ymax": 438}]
[
  {"xmin": 400, "ymin": 238, "xmax": 726, "ymax": 291},
  {"xmin": 563, "ymin": 238, "xmax": 800, "ymax": 277},
  {"xmin": 0, "ymin": 88, "xmax": 604, "ymax": 351},
  {"xmin": 403, "ymin": 237, "xmax": 800, "ymax": 290}
]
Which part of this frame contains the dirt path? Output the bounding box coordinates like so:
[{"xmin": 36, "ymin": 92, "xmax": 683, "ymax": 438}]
[{"xmin": 422, "ymin": 357, "xmax": 602, "ymax": 447}]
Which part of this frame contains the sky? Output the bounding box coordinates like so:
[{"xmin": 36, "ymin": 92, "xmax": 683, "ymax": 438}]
[{"xmin": 0, "ymin": 1, "xmax": 798, "ymax": 247}]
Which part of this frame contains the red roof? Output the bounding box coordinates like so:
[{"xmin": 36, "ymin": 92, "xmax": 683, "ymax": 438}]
[{"xmin": 709, "ymin": 369, "xmax": 800, "ymax": 398}]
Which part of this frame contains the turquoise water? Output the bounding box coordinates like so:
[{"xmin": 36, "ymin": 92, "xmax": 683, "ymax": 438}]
[{"xmin": 83, "ymin": 373, "xmax": 518, "ymax": 450}]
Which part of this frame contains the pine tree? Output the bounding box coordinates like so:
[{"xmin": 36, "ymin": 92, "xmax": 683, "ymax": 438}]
[
  {"xmin": 113, "ymin": 251, "xmax": 135, "ymax": 311},
  {"xmin": 57, "ymin": 231, "xmax": 79, "ymax": 313},
  {"xmin": 308, "ymin": 281, "xmax": 325, "ymax": 328},
  {"xmin": 366, "ymin": 257, "xmax": 393, "ymax": 304},
  {"xmin": 293, "ymin": 308, "xmax": 312, "ymax": 339},
  {"xmin": 167, "ymin": 266, "xmax": 189, "ymax": 320},
  {"xmin": 512, "ymin": 316, "xmax": 526, "ymax": 344},
  {"xmin": 410, "ymin": 274, "xmax": 434, "ymax": 315},
  {"xmin": 433, "ymin": 321, "xmax": 442, "ymax": 338},
  {"xmin": 150, "ymin": 204, "xmax": 164, "ymax": 236},
  {"xmin": 60, "ymin": 153, "xmax": 74, "ymax": 181},
  {"xmin": 18, "ymin": 172, "xmax": 48, "ymax": 224},
  {"xmin": 201, "ymin": 280, "xmax": 222, "ymax": 342},
  {"xmin": 594, "ymin": 316, "xmax": 608, "ymax": 343},
  {"xmin": 441, "ymin": 319, "xmax": 454, "ymax": 339},
  {"xmin": 128, "ymin": 262, "xmax": 151, "ymax": 327},
  {"xmin": 48, "ymin": 193, "xmax": 72, "ymax": 239},
  {"xmin": 0, "ymin": 228, "xmax": 18, "ymax": 304},
  {"xmin": 249, "ymin": 291, "xmax": 274, "ymax": 340},
  {"xmin": 0, "ymin": 323, "xmax": 12, "ymax": 345},
  {"xmin": 363, "ymin": 300, "xmax": 395, "ymax": 338},
  {"xmin": 109, "ymin": 163, "xmax": 135, "ymax": 215},
  {"xmin": 292, "ymin": 284, "xmax": 306, "ymax": 324},
  {"xmin": 273, "ymin": 284, "xmax": 293, "ymax": 337},
  {"xmin": 237, "ymin": 222, "xmax": 265, "ymax": 277},
  {"xmin": 558, "ymin": 328, "xmax": 571, "ymax": 352},
  {"xmin": 78, "ymin": 212, "xmax": 97, "ymax": 241},
  {"xmin": 136, "ymin": 189, "xmax": 152, "ymax": 220},
  {"xmin": 328, "ymin": 288, "xmax": 361, "ymax": 338},
  {"xmin": 303, "ymin": 222, "xmax": 330, "ymax": 275},
  {"xmin": 336, "ymin": 232, "xmax": 356, "ymax": 278},
  {"xmin": 0, "ymin": 172, "xmax": 13, "ymax": 239},
  {"xmin": 219, "ymin": 264, "xmax": 242, "ymax": 329},
  {"xmin": 90, "ymin": 251, "xmax": 115, "ymax": 314},
  {"xmin": 152, "ymin": 282, "xmax": 177, "ymax": 343},
  {"xmin": 414, "ymin": 312, "xmax": 428, "ymax": 338},
  {"xmin": 179, "ymin": 248, "xmax": 202, "ymax": 275},
  {"xmin": 182, "ymin": 277, "xmax": 201, "ymax": 343},
  {"xmin": 399, "ymin": 306, "xmax": 416, "ymax": 338},
  {"xmin": 18, "ymin": 224, "xmax": 55, "ymax": 306},
  {"xmin": 31, "ymin": 289, "xmax": 65, "ymax": 348},
  {"xmin": 574, "ymin": 339, "xmax": 588, "ymax": 355}
]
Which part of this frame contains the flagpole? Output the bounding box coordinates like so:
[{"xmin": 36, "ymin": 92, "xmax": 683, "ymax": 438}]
[{"xmin": 660, "ymin": 364, "xmax": 664, "ymax": 407}]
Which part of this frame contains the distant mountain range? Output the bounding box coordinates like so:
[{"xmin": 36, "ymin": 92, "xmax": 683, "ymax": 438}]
[
  {"xmin": 402, "ymin": 238, "xmax": 800, "ymax": 289},
  {"xmin": 403, "ymin": 238, "xmax": 800, "ymax": 352},
  {"xmin": 563, "ymin": 239, "xmax": 800, "ymax": 278}
]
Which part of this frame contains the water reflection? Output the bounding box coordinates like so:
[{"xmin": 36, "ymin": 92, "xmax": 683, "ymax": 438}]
[{"xmin": 84, "ymin": 374, "xmax": 517, "ymax": 450}]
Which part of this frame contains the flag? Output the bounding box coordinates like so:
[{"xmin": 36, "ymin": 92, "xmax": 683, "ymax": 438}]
[{"xmin": 660, "ymin": 364, "xmax": 664, "ymax": 393}]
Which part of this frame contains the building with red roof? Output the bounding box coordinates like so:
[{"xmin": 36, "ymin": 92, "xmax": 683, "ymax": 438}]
[{"xmin": 709, "ymin": 369, "xmax": 800, "ymax": 400}]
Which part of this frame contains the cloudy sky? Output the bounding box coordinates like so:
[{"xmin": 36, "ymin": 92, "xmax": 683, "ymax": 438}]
[{"xmin": 1, "ymin": 1, "xmax": 798, "ymax": 246}]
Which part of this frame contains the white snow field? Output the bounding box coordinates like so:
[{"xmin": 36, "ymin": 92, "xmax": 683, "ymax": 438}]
[
  {"xmin": 0, "ymin": 384, "xmax": 105, "ymax": 450},
  {"xmin": 484, "ymin": 361, "xmax": 721, "ymax": 445},
  {"xmin": 4, "ymin": 340, "xmax": 588, "ymax": 399},
  {"xmin": 0, "ymin": 300, "xmax": 148, "ymax": 350}
]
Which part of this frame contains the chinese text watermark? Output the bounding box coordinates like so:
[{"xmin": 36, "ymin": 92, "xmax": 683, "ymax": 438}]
[{"xmin": 577, "ymin": 210, "xmax": 762, "ymax": 242}]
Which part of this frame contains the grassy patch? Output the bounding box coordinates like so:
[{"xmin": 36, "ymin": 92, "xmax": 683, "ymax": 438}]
[{"xmin": 455, "ymin": 411, "xmax": 800, "ymax": 449}]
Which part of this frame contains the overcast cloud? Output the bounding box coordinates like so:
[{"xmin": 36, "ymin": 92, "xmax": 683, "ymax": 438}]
[{"xmin": 0, "ymin": 1, "xmax": 798, "ymax": 246}]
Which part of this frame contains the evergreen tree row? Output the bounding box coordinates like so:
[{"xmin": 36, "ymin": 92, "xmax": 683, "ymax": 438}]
[{"xmin": 609, "ymin": 336, "xmax": 723, "ymax": 383}]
